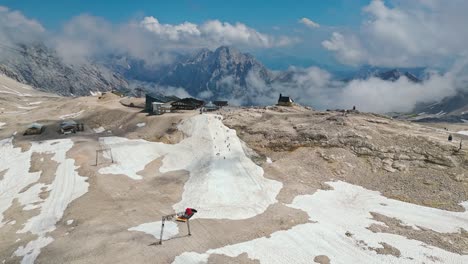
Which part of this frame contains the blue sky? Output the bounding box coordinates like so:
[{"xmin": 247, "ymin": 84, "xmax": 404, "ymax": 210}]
[
  {"xmin": 0, "ymin": 0, "xmax": 466, "ymax": 112},
  {"xmin": 0, "ymin": 0, "xmax": 463, "ymax": 72},
  {"xmin": 1, "ymin": 0, "xmax": 370, "ymax": 30},
  {"xmin": 0, "ymin": 0, "xmax": 373, "ymax": 70}
]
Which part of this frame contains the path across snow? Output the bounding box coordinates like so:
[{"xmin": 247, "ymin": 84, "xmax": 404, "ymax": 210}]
[
  {"xmin": 99, "ymin": 114, "xmax": 282, "ymax": 220},
  {"xmin": 173, "ymin": 181, "xmax": 468, "ymax": 264},
  {"xmin": 0, "ymin": 138, "xmax": 88, "ymax": 264}
]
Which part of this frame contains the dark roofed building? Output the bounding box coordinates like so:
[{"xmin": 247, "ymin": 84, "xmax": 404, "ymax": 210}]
[
  {"xmin": 171, "ymin": 98, "xmax": 205, "ymax": 110},
  {"xmin": 277, "ymin": 93, "xmax": 294, "ymax": 106},
  {"xmin": 145, "ymin": 93, "xmax": 180, "ymax": 112}
]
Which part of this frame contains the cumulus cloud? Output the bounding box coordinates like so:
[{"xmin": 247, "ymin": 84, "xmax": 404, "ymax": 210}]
[
  {"xmin": 322, "ymin": 0, "xmax": 468, "ymax": 67},
  {"xmin": 299, "ymin": 18, "xmax": 320, "ymax": 28},
  {"xmin": 141, "ymin": 16, "xmax": 295, "ymax": 48},
  {"xmin": 140, "ymin": 17, "xmax": 200, "ymax": 41},
  {"xmin": 53, "ymin": 15, "xmax": 182, "ymax": 64},
  {"xmin": 52, "ymin": 14, "xmax": 295, "ymax": 64},
  {"xmin": 217, "ymin": 60, "xmax": 467, "ymax": 113},
  {"xmin": 129, "ymin": 81, "xmax": 193, "ymax": 99},
  {"xmin": 0, "ymin": 6, "xmax": 45, "ymax": 48},
  {"xmin": 322, "ymin": 32, "xmax": 365, "ymax": 65},
  {"xmin": 333, "ymin": 72, "xmax": 457, "ymax": 113},
  {"xmin": 197, "ymin": 90, "xmax": 214, "ymax": 99}
]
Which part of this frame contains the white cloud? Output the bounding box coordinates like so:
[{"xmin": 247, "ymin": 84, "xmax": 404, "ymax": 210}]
[
  {"xmin": 140, "ymin": 16, "xmax": 293, "ymax": 48},
  {"xmin": 197, "ymin": 90, "xmax": 213, "ymax": 99},
  {"xmin": 200, "ymin": 20, "xmax": 270, "ymax": 47},
  {"xmin": 0, "ymin": 6, "xmax": 45, "ymax": 47},
  {"xmin": 322, "ymin": 32, "xmax": 366, "ymax": 65},
  {"xmin": 322, "ymin": 0, "xmax": 468, "ymax": 67},
  {"xmin": 140, "ymin": 17, "xmax": 200, "ymax": 41},
  {"xmin": 51, "ymin": 15, "xmax": 296, "ymax": 64},
  {"xmin": 217, "ymin": 60, "xmax": 467, "ymax": 113},
  {"xmin": 299, "ymin": 18, "xmax": 320, "ymax": 28}
]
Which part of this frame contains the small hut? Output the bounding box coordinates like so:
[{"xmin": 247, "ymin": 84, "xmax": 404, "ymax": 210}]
[
  {"xmin": 277, "ymin": 93, "xmax": 294, "ymax": 106},
  {"xmin": 24, "ymin": 123, "xmax": 44, "ymax": 135}
]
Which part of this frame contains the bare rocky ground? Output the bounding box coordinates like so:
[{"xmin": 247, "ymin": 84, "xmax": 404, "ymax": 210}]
[
  {"xmin": 221, "ymin": 105, "xmax": 468, "ymax": 257},
  {"xmin": 1, "ymin": 74, "xmax": 468, "ymax": 263}
]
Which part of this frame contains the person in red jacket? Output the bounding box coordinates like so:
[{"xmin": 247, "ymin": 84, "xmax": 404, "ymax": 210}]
[
  {"xmin": 177, "ymin": 208, "xmax": 198, "ymax": 222},
  {"xmin": 185, "ymin": 208, "xmax": 193, "ymax": 217}
]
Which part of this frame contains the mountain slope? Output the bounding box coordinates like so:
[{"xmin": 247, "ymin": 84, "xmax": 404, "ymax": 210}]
[
  {"xmin": 103, "ymin": 46, "xmax": 272, "ymax": 100},
  {"xmin": 156, "ymin": 46, "xmax": 272, "ymax": 98},
  {"xmin": 0, "ymin": 43, "xmax": 129, "ymax": 96},
  {"xmin": 353, "ymin": 66, "xmax": 425, "ymax": 82}
]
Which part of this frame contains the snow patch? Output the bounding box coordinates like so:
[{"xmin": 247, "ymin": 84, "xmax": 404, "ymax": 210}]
[
  {"xmin": 66, "ymin": 220, "xmax": 74, "ymax": 225},
  {"xmin": 99, "ymin": 114, "xmax": 282, "ymax": 220},
  {"xmin": 93, "ymin": 127, "xmax": 105, "ymax": 134},
  {"xmin": 0, "ymin": 85, "xmax": 32, "ymax": 96},
  {"xmin": 266, "ymin": 157, "xmax": 272, "ymax": 164},
  {"xmin": 14, "ymin": 237, "xmax": 53, "ymax": 264},
  {"xmin": 28, "ymin": 102, "xmax": 42, "ymax": 105},
  {"xmin": 128, "ymin": 221, "xmax": 179, "ymax": 240},
  {"xmin": 0, "ymin": 122, "xmax": 5, "ymax": 129},
  {"xmin": 0, "ymin": 138, "xmax": 88, "ymax": 263},
  {"xmin": 136, "ymin": 122, "xmax": 146, "ymax": 128},
  {"xmin": 174, "ymin": 181, "xmax": 468, "ymax": 264},
  {"xmin": 17, "ymin": 106, "xmax": 38, "ymax": 110},
  {"xmin": 457, "ymin": 131, "xmax": 468, "ymax": 136},
  {"xmin": 59, "ymin": 110, "xmax": 84, "ymax": 120}
]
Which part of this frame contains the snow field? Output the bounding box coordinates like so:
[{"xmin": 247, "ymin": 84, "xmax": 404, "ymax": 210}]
[
  {"xmin": 99, "ymin": 114, "xmax": 282, "ymax": 220},
  {"xmin": 128, "ymin": 221, "xmax": 179, "ymax": 241},
  {"xmin": 173, "ymin": 181, "xmax": 468, "ymax": 264},
  {"xmin": 0, "ymin": 138, "xmax": 88, "ymax": 264}
]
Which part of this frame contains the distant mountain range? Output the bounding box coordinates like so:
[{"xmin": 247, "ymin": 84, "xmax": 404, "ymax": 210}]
[
  {"xmin": 104, "ymin": 46, "xmax": 273, "ymax": 101},
  {"xmin": 0, "ymin": 42, "xmax": 428, "ymax": 98},
  {"xmin": 1, "ymin": 42, "xmax": 467, "ymax": 119},
  {"xmin": 343, "ymin": 66, "xmax": 424, "ymax": 83}
]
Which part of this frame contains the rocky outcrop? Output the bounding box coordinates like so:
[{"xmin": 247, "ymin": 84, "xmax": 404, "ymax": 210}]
[{"xmin": 225, "ymin": 107, "xmax": 467, "ymax": 173}]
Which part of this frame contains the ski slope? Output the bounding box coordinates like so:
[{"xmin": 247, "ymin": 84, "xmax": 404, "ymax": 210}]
[{"xmin": 99, "ymin": 114, "xmax": 282, "ymax": 220}]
